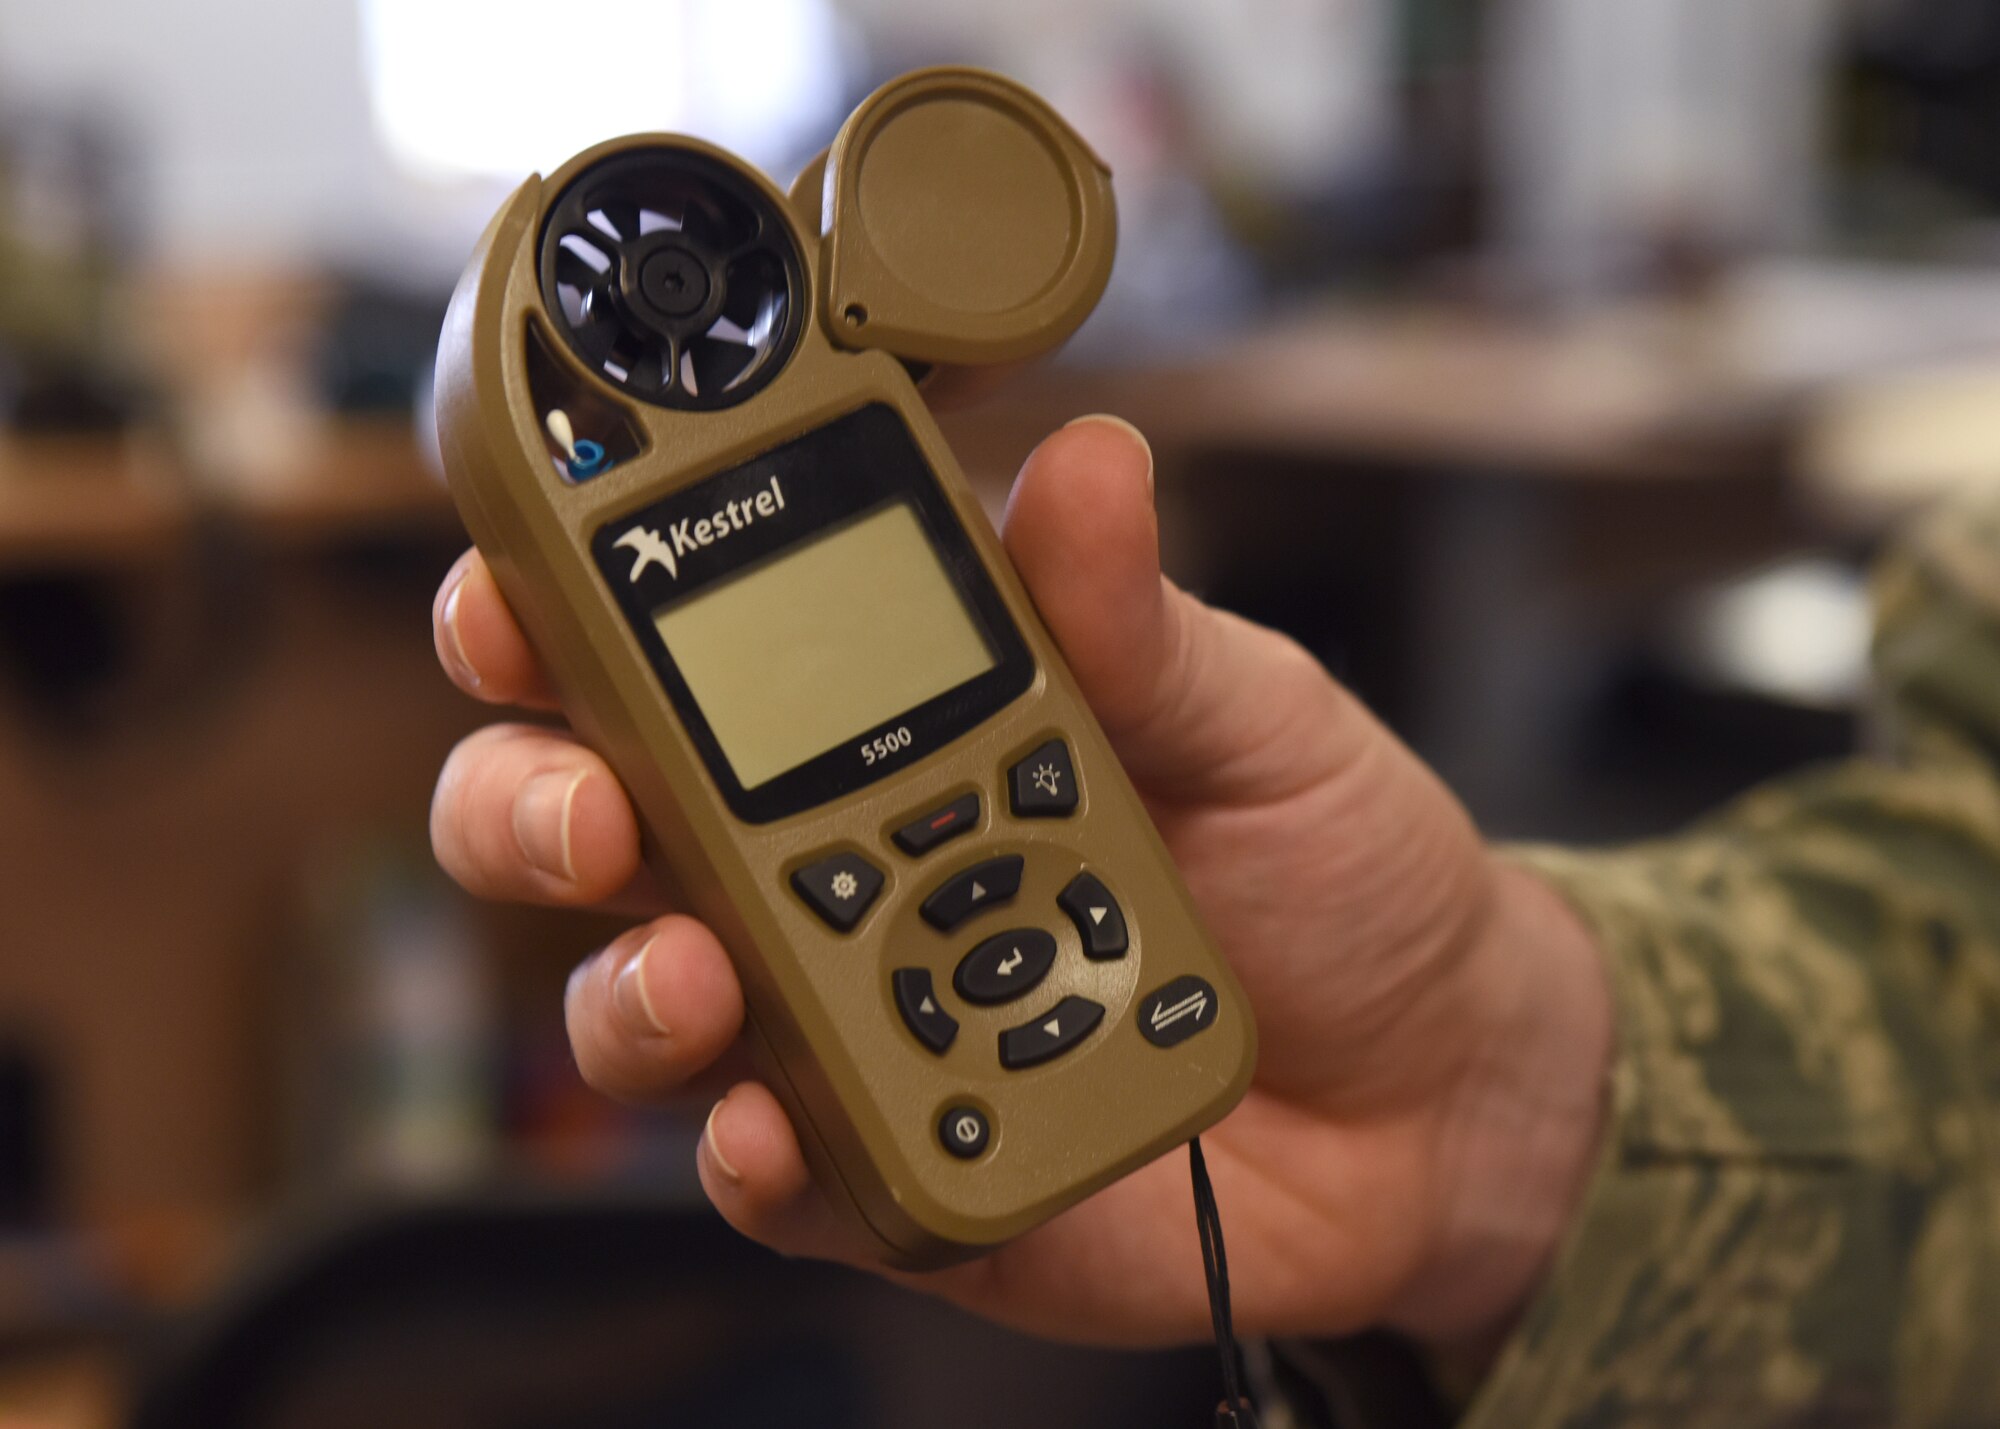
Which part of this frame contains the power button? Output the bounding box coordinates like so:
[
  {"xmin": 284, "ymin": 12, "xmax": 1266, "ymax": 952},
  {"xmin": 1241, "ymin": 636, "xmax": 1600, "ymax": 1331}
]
[{"xmin": 938, "ymin": 1105, "xmax": 991, "ymax": 1160}]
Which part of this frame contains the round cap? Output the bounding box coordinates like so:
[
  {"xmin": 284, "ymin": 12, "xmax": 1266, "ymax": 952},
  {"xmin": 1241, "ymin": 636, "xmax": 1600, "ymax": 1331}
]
[{"xmin": 819, "ymin": 68, "xmax": 1116, "ymax": 367}]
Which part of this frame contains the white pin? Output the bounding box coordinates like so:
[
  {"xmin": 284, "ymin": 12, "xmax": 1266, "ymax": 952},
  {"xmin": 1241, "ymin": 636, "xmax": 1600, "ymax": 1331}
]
[{"xmin": 545, "ymin": 408, "xmax": 580, "ymax": 462}]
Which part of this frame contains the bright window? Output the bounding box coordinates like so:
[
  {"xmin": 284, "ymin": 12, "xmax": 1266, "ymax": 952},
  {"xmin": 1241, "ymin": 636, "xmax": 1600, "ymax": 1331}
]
[{"xmin": 360, "ymin": 0, "xmax": 848, "ymax": 179}]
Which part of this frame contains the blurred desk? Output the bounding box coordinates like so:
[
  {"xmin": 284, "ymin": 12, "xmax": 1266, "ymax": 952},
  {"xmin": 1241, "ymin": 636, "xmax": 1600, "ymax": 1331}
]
[
  {"xmin": 942, "ymin": 303, "xmax": 1790, "ymax": 486},
  {"xmin": 946, "ymin": 305, "xmax": 1809, "ymax": 836},
  {"xmin": 0, "ymin": 437, "xmax": 181, "ymax": 567},
  {"xmin": 0, "ymin": 423, "xmax": 474, "ymax": 1278},
  {"xmin": 0, "ymin": 307, "xmax": 1791, "ymax": 567},
  {"xmin": 942, "ymin": 304, "xmax": 1801, "ymax": 616},
  {"xmin": 0, "ymin": 421, "xmax": 456, "ymax": 568}
]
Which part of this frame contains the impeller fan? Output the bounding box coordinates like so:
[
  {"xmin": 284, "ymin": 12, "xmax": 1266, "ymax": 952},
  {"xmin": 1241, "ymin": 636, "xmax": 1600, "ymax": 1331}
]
[{"xmin": 537, "ymin": 148, "xmax": 805, "ymax": 410}]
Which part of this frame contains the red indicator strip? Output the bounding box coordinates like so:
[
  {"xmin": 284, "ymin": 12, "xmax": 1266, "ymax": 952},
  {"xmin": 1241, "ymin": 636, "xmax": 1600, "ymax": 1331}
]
[{"xmin": 929, "ymin": 811, "xmax": 959, "ymax": 830}]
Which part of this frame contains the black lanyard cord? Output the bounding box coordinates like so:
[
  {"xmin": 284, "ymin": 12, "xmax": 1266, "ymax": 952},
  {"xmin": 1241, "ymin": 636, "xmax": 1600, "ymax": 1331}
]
[{"xmin": 1190, "ymin": 1136, "xmax": 1261, "ymax": 1428}]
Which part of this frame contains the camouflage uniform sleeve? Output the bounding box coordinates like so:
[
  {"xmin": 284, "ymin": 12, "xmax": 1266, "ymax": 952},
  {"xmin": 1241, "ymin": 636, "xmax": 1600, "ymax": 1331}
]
[{"xmin": 1453, "ymin": 494, "xmax": 2000, "ymax": 1428}]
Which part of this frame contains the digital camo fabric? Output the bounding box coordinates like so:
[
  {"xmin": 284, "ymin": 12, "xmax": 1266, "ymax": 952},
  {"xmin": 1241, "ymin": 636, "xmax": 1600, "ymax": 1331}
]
[{"xmin": 1303, "ymin": 494, "xmax": 2000, "ymax": 1428}]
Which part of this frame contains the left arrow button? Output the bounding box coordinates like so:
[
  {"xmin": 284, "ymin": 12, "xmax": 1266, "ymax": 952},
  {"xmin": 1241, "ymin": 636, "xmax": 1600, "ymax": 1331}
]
[{"xmin": 893, "ymin": 968, "xmax": 957, "ymax": 1055}]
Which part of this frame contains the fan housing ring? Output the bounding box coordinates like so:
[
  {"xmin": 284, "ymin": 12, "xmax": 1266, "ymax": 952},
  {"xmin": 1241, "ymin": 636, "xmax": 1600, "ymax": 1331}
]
[{"xmin": 538, "ymin": 147, "xmax": 806, "ymax": 411}]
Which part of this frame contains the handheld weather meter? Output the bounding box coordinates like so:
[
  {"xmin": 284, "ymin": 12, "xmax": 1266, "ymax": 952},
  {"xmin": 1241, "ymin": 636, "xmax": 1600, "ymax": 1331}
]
[{"xmin": 434, "ymin": 67, "xmax": 1255, "ymax": 1266}]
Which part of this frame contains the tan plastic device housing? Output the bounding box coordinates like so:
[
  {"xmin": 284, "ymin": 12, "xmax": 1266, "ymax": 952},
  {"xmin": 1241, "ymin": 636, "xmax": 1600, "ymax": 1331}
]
[{"xmin": 434, "ymin": 67, "xmax": 1254, "ymax": 1266}]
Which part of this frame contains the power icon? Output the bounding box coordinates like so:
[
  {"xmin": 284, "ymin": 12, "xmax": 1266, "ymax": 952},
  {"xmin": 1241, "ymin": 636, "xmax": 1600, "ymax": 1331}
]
[{"xmin": 938, "ymin": 1105, "xmax": 991, "ymax": 1160}]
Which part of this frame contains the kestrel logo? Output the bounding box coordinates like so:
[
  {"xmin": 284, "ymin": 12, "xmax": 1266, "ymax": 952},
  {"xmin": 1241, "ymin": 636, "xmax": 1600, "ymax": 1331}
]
[
  {"xmin": 613, "ymin": 475, "xmax": 787, "ymax": 584},
  {"xmin": 613, "ymin": 526, "xmax": 678, "ymax": 582}
]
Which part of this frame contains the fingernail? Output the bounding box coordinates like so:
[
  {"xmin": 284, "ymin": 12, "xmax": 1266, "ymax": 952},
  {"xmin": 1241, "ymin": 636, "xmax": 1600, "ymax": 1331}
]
[
  {"xmin": 704, "ymin": 1099, "xmax": 742, "ymax": 1183},
  {"xmin": 441, "ymin": 575, "xmax": 481, "ymax": 690},
  {"xmin": 611, "ymin": 936, "xmax": 668, "ymax": 1038},
  {"xmin": 514, "ymin": 767, "xmax": 587, "ymax": 882},
  {"xmin": 1064, "ymin": 412, "xmax": 1154, "ymax": 494}
]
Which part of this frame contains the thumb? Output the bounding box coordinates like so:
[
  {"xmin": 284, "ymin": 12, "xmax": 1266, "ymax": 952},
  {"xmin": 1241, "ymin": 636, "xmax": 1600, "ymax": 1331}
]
[{"xmin": 1002, "ymin": 415, "xmax": 1363, "ymax": 805}]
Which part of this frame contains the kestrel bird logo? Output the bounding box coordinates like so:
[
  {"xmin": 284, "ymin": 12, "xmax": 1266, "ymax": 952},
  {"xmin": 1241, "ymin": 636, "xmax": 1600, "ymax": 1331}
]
[{"xmin": 614, "ymin": 526, "xmax": 678, "ymax": 583}]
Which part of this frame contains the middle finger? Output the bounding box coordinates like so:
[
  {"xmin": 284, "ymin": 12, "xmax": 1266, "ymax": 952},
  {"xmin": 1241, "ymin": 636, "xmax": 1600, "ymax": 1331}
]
[{"xmin": 432, "ymin": 722, "xmax": 643, "ymax": 906}]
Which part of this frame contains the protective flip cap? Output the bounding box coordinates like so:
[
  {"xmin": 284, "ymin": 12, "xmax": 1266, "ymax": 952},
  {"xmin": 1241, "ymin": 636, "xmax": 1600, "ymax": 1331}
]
[{"xmin": 809, "ymin": 67, "xmax": 1116, "ymax": 368}]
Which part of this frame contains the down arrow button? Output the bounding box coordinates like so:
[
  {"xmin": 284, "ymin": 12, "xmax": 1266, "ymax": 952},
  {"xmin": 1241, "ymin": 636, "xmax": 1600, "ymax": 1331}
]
[{"xmin": 999, "ymin": 995, "xmax": 1105, "ymax": 1069}]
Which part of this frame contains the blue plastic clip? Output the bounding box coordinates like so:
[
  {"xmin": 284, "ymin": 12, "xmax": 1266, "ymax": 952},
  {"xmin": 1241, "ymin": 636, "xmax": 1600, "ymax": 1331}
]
[{"xmin": 567, "ymin": 438, "xmax": 611, "ymax": 480}]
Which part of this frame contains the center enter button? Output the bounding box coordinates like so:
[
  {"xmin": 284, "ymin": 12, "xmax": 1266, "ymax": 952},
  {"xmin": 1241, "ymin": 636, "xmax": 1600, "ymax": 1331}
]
[{"xmin": 953, "ymin": 928, "xmax": 1057, "ymax": 1005}]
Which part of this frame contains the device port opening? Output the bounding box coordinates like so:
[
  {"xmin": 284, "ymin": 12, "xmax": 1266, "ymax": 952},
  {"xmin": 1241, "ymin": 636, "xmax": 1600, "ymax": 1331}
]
[{"xmin": 524, "ymin": 317, "xmax": 647, "ymax": 482}]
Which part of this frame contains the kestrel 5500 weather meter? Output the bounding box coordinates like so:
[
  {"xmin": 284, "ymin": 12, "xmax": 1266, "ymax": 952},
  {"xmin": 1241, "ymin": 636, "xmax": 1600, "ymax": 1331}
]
[{"xmin": 435, "ymin": 67, "xmax": 1256, "ymax": 1267}]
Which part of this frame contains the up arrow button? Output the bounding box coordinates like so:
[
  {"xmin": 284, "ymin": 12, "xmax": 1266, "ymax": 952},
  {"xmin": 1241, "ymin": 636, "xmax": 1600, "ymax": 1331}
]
[{"xmin": 920, "ymin": 855, "xmax": 1024, "ymax": 932}]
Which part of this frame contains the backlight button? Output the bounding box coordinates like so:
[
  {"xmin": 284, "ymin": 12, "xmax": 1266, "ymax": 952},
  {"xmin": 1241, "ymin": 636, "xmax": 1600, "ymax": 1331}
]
[{"xmin": 1009, "ymin": 738, "xmax": 1078, "ymax": 817}]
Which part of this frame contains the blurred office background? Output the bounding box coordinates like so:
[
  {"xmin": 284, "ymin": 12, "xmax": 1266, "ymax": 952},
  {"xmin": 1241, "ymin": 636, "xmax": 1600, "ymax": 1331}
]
[{"xmin": 2, "ymin": 0, "xmax": 1999, "ymax": 1422}]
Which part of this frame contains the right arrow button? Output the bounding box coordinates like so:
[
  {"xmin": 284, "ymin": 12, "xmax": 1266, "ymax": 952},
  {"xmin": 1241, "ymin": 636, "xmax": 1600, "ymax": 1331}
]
[{"xmin": 1057, "ymin": 871, "xmax": 1128, "ymax": 960}]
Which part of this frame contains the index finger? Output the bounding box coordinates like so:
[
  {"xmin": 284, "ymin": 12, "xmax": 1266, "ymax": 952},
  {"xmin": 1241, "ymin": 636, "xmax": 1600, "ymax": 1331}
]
[{"xmin": 434, "ymin": 549, "xmax": 561, "ymax": 710}]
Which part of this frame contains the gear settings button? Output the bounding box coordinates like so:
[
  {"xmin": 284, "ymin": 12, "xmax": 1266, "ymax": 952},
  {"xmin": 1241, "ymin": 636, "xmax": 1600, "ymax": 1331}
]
[{"xmin": 790, "ymin": 851, "xmax": 884, "ymax": 932}]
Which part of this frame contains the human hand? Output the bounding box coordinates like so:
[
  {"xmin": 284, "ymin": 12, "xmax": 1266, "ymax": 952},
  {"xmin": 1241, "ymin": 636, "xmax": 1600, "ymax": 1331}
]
[{"xmin": 429, "ymin": 415, "xmax": 1613, "ymax": 1351}]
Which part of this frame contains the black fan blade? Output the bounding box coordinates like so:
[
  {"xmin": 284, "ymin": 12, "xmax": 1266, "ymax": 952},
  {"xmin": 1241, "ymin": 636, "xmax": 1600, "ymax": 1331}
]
[
  {"xmin": 599, "ymin": 329, "xmax": 643, "ymax": 383},
  {"xmin": 678, "ymin": 185, "xmax": 760, "ymax": 254},
  {"xmin": 623, "ymin": 340, "xmax": 674, "ymax": 393},
  {"xmin": 555, "ymin": 236, "xmax": 613, "ymax": 289},
  {"xmin": 635, "ymin": 206, "xmax": 680, "ymax": 237},
  {"xmin": 559, "ymin": 304, "xmax": 620, "ymax": 368},
  {"xmin": 667, "ymin": 194, "xmax": 719, "ymax": 251},
  {"xmin": 565, "ymin": 315, "xmax": 613, "ymax": 365},
  {"xmin": 721, "ymin": 252, "xmax": 787, "ymax": 333},
  {"xmin": 587, "ymin": 202, "xmax": 642, "ymax": 246},
  {"xmin": 687, "ymin": 331, "xmax": 760, "ymax": 397},
  {"xmin": 554, "ymin": 251, "xmax": 613, "ymax": 329}
]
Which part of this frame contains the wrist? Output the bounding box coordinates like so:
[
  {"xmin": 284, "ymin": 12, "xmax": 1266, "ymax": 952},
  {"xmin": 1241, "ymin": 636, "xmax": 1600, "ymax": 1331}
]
[{"xmin": 1384, "ymin": 856, "xmax": 1615, "ymax": 1352}]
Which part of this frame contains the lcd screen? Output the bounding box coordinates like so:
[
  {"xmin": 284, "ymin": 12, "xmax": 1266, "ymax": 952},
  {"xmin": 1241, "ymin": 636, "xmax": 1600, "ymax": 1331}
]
[{"xmin": 651, "ymin": 501, "xmax": 997, "ymax": 789}]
